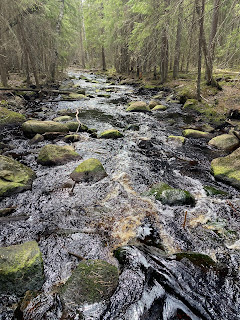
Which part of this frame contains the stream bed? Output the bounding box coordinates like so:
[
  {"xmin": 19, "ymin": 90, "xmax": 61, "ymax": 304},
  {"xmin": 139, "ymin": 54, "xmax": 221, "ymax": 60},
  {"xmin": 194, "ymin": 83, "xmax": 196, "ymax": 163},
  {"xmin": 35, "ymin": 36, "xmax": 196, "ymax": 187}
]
[{"xmin": 0, "ymin": 71, "xmax": 240, "ymax": 319}]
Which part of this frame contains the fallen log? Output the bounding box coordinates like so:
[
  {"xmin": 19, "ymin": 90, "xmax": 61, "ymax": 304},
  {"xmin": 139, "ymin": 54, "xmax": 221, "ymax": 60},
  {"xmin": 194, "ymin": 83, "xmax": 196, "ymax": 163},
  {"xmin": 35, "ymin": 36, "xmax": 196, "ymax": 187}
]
[{"xmin": 0, "ymin": 87, "xmax": 82, "ymax": 95}]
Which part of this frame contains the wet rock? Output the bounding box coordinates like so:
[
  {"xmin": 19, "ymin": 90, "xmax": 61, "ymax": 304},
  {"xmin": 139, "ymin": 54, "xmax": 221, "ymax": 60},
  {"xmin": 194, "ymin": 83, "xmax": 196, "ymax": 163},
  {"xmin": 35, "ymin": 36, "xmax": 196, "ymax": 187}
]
[
  {"xmin": 175, "ymin": 252, "xmax": 217, "ymax": 270},
  {"xmin": 62, "ymin": 93, "xmax": 87, "ymax": 100},
  {"xmin": 148, "ymin": 100, "xmax": 159, "ymax": 109},
  {"xmin": 0, "ymin": 241, "xmax": 44, "ymax": 296},
  {"xmin": 211, "ymin": 147, "xmax": 240, "ymax": 189},
  {"xmin": 65, "ymin": 121, "xmax": 89, "ymax": 132},
  {"xmin": 208, "ymin": 134, "xmax": 240, "ymax": 152},
  {"xmin": 153, "ymin": 92, "xmax": 164, "ymax": 99},
  {"xmin": 126, "ymin": 101, "xmax": 150, "ymax": 112},
  {"xmin": 182, "ymin": 129, "xmax": 210, "ymax": 138},
  {"xmin": 98, "ymin": 129, "xmax": 123, "ymax": 139},
  {"xmin": 29, "ymin": 134, "xmax": 44, "ymax": 144},
  {"xmin": 60, "ymin": 260, "xmax": 119, "ymax": 309},
  {"xmin": 70, "ymin": 158, "xmax": 107, "ymax": 183},
  {"xmin": 97, "ymin": 93, "xmax": 111, "ymax": 98},
  {"xmin": 42, "ymin": 132, "xmax": 65, "ymax": 140},
  {"xmin": 22, "ymin": 120, "xmax": 68, "ymax": 136},
  {"xmin": 64, "ymin": 134, "xmax": 81, "ymax": 143},
  {"xmin": 57, "ymin": 109, "xmax": 76, "ymax": 117},
  {"xmin": 146, "ymin": 182, "xmax": 195, "ymax": 206},
  {"xmin": 0, "ymin": 107, "xmax": 26, "ymax": 128},
  {"xmin": 0, "ymin": 155, "xmax": 36, "ymax": 197},
  {"xmin": 124, "ymin": 124, "xmax": 140, "ymax": 131},
  {"xmin": 0, "ymin": 206, "xmax": 16, "ymax": 217},
  {"xmin": 229, "ymin": 109, "xmax": 240, "ymax": 120},
  {"xmin": 203, "ymin": 186, "xmax": 229, "ymax": 197},
  {"xmin": 53, "ymin": 116, "xmax": 73, "ymax": 122},
  {"xmin": 37, "ymin": 144, "xmax": 80, "ymax": 166},
  {"xmin": 167, "ymin": 135, "xmax": 185, "ymax": 145},
  {"xmin": 152, "ymin": 105, "xmax": 168, "ymax": 111}
]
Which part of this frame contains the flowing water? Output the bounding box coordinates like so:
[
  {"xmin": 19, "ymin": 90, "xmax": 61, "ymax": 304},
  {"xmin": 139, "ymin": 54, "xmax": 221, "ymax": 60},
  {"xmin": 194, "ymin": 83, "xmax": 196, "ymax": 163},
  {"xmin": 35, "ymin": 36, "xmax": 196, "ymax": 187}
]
[{"xmin": 0, "ymin": 71, "xmax": 240, "ymax": 320}]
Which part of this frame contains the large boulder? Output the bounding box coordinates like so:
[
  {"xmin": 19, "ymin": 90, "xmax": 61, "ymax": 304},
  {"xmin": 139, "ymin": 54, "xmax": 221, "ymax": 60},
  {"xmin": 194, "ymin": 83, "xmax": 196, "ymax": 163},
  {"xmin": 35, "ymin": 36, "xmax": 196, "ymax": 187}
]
[
  {"xmin": 208, "ymin": 134, "xmax": 240, "ymax": 152},
  {"xmin": 211, "ymin": 147, "xmax": 240, "ymax": 189},
  {"xmin": 0, "ymin": 241, "xmax": 44, "ymax": 296},
  {"xmin": 60, "ymin": 260, "xmax": 118, "ymax": 308},
  {"xmin": 0, "ymin": 155, "xmax": 36, "ymax": 198},
  {"xmin": 22, "ymin": 120, "xmax": 69, "ymax": 136},
  {"xmin": 0, "ymin": 107, "xmax": 26, "ymax": 128},
  {"xmin": 182, "ymin": 129, "xmax": 210, "ymax": 139},
  {"xmin": 70, "ymin": 158, "xmax": 107, "ymax": 183},
  {"xmin": 126, "ymin": 101, "xmax": 150, "ymax": 112},
  {"xmin": 145, "ymin": 182, "xmax": 195, "ymax": 206},
  {"xmin": 98, "ymin": 129, "xmax": 123, "ymax": 139},
  {"xmin": 37, "ymin": 145, "xmax": 80, "ymax": 166}
]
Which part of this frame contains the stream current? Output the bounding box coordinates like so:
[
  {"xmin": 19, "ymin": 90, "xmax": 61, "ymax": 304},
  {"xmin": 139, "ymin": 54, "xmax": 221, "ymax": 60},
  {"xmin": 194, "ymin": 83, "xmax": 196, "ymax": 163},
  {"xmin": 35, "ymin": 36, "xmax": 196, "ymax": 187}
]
[{"xmin": 0, "ymin": 71, "xmax": 240, "ymax": 319}]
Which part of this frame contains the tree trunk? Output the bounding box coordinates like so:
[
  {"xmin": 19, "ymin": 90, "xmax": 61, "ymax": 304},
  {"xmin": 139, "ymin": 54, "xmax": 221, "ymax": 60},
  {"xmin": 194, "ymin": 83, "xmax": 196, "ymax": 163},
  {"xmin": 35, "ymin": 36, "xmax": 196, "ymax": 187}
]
[
  {"xmin": 173, "ymin": 0, "xmax": 183, "ymax": 79},
  {"xmin": 0, "ymin": 49, "xmax": 8, "ymax": 87},
  {"xmin": 102, "ymin": 46, "xmax": 106, "ymax": 71},
  {"xmin": 196, "ymin": 0, "xmax": 205, "ymax": 101},
  {"xmin": 186, "ymin": 1, "xmax": 196, "ymax": 72},
  {"xmin": 50, "ymin": 0, "xmax": 65, "ymax": 83}
]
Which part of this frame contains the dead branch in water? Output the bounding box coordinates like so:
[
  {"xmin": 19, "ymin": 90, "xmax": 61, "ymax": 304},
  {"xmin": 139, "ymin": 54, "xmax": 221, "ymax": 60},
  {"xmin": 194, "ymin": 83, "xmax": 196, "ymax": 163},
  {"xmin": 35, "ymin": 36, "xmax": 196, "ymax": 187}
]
[{"xmin": 183, "ymin": 211, "xmax": 188, "ymax": 228}]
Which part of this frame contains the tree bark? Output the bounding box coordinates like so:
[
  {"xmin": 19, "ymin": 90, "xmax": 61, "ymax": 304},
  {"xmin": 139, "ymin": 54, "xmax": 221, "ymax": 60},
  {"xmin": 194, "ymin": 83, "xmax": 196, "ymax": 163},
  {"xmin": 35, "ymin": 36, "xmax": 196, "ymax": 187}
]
[
  {"xmin": 173, "ymin": 0, "xmax": 183, "ymax": 79},
  {"xmin": 102, "ymin": 46, "xmax": 107, "ymax": 71},
  {"xmin": 196, "ymin": 0, "xmax": 205, "ymax": 101}
]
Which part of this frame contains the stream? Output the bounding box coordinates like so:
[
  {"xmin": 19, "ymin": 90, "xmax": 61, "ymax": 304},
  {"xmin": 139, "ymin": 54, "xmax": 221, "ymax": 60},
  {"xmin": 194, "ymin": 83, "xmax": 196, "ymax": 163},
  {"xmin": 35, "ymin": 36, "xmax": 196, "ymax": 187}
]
[{"xmin": 0, "ymin": 71, "xmax": 240, "ymax": 319}]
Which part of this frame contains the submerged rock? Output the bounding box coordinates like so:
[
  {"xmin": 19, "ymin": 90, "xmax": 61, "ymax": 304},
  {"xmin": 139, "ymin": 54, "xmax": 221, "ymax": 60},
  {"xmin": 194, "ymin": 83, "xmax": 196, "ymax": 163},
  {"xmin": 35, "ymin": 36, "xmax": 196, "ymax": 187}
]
[
  {"xmin": 29, "ymin": 134, "xmax": 44, "ymax": 144},
  {"xmin": 148, "ymin": 100, "xmax": 159, "ymax": 109},
  {"xmin": 208, "ymin": 134, "xmax": 239, "ymax": 152},
  {"xmin": 37, "ymin": 144, "xmax": 80, "ymax": 166},
  {"xmin": 211, "ymin": 147, "xmax": 240, "ymax": 189},
  {"xmin": 98, "ymin": 129, "xmax": 123, "ymax": 139},
  {"xmin": 146, "ymin": 182, "xmax": 195, "ymax": 206},
  {"xmin": 53, "ymin": 115, "xmax": 73, "ymax": 122},
  {"xmin": 60, "ymin": 259, "xmax": 118, "ymax": 308},
  {"xmin": 65, "ymin": 121, "xmax": 88, "ymax": 132},
  {"xmin": 0, "ymin": 155, "xmax": 36, "ymax": 197},
  {"xmin": 183, "ymin": 129, "xmax": 210, "ymax": 138},
  {"xmin": 0, "ymin": 107, "xmax": 26, "ymax": 128},
  {"xmin": 70, "ymin": 158, "xmax": 107, "ymax": 183},
  {"xmin": 0, "ymin": 241, "xmax": 44, "ymax": 296},
  {"xmin": 203, "ymin": 186, "xmax": 228, "ymax": 197},
  {"xmin": 168, "ymin": 135, "xmax": 185, "ymax": 145},
  {"xmin": 152, "ymin": 105, "xmax": 168, "ymax": 111},
  {"xmin": 64, "ymin": 134, "xmax": 81, "ymax": 143},
  {"xmin": 175, "ymin": 252, "xmax": 216, "ymax": 270},
  {"xmin": 126, "ymin": 101, "xmax": 150, "ymax": 112},
  {"xmin": 22, "ymin": 120, "xmax": 68, "ymax": 136}
]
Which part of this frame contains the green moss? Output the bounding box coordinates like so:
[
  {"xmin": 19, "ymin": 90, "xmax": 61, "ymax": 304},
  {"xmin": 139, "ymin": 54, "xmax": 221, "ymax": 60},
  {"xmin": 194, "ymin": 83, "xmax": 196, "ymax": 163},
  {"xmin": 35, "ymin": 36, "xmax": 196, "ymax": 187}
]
[
  {"xmin": 204, "ymin": 186, "xmax": 228, "ymax": 197},
  {"xmin": 152, "ymin": 105, "xmax": 168, "ymax": 111},
  {"xmin": 70, "ymin": 158, "xmax": 107, "ymax": 183},
  {"xmin": 126, "ymin": 101, "xmax": 150, "ymax": 112},
  {"xmin": 175, "ymin": 252, "xmax": 216, "ymax": 270},
  {"xmin": 0, "ymin": 241, "xmax": 44, "ymax": 296},
  {"xmin": 37, "ymin": 145, "xmax": 79, "ymax": 166},
  {"xmin": 22, "ymin": 120, "xmax": 69, "ymax": 136},
  {"xmin": 64, "ymin": 134, "xmax": 81, "ymax": 143},
  {"xmin": 0, "ymin": 107, "xmax": 26, "ymax": 128},
  {"xmin": 98, "ymin": 129, "xmax": 123, "ymax": 139},
  {"xmin": 182, "ymin": 129, "xmax": 210, "ymax": 138},
  {"xmin": 211, "ymin": 148, "xmax": 240, "ymax": 189},
  {"xmin": 0, "ymin": 155, "xmax": 36, "ymax": 197},
  {"xmin": 60, "ymin": 259, "xmax": 119, "ymax": 306},
  {"xmin": 65, "ymin": 121, "xmax": 88, "ymax": 132}
]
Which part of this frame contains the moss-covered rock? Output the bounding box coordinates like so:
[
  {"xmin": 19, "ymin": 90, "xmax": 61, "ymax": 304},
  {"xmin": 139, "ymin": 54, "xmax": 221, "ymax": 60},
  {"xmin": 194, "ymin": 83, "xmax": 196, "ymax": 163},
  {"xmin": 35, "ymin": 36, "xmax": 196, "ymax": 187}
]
[
  {"xmin": 0, "ymin": 241, "xmax": 44, "ymax": 296},
  {"xmin": 152, "ymin": 105, "xmax": 168, "ymax": 111},
  {"xmin": 175, "ymin": 252, "xmax": 216, "ymax": 270},
  {"xmin": 53, "ymin": 116, "xmax": 73, "ymax": 122},
  {"xmin": 203, "ymin": 186, "xmax": 228, "ymax": 197},
  {"xmin": 182, "ymin": 129, "xmax": 210, "ymax": 138},
  {"xmin": 65, "ymin": 121, "xmax": 88, "ymax": 132},
  {"xmin": 168, "ymin": 135, "xmax": 185, "ymax": 145},
  {"xmin": 211, "ymin": 147, "xmax": 240, "ymax": 189},
  {"xmin": 0, "ymin": 155, "xmax": 36, "ymax": 198},
  {"xmin": 60, "ymin": 259, "xmax": 118, "ymax": 308},
  {"xmin": 126, "ymin": 101, "xmax": 150, "ymax": 112},
  {"xmin": 22, "ymin": 120, "xmax": 68, "ymax": 136},
  {"xmin": 145, "ymin": 182, "xmax": 195, "ymax": 206},
  {"xmin": 70, "ymin": 158, "xmax": 107, "ymax": 183},
  {"xmin": 0, "ymin": 107, "xmax": 26, "ymax": 128},
  {"xmin": 29, "ymin": 134, "xmax": 44, "ymax": 144},
  {"xmin": 98, "ymin": 129, "xmax": 123, "ymax": 139},
  {"xmin": 37, "ymin": 145, "xmax": 80, "ymax": 166},
  {"xmin": 148, "ymin": 100, "xmax": 159, "ymax": 109},
  {"xmin": 208, "ymin": 134, "xmax": 239, "ymax": 152},
  {"xmin": 64, "ymin": 134, "xmax": 81, "ymax": 143},
  {"xmin": 62, "ymin": 93, "xmax": 87, "ymax": 100}
]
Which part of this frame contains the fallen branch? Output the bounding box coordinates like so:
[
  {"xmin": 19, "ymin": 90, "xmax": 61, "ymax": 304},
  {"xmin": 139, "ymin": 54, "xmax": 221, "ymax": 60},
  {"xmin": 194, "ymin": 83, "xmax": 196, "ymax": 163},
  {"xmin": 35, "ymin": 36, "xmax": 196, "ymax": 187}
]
[
  {"xmin": 75, "ymin": 109, "xmax": 82, "ymax": 134},
  {"xmin": 183, "ymin": 211, "xmax": 188, "ymax": 228},
  {"xmin": 68, "ymin": 251, "xmax": 85, "ymax": 260},
  {"xmin": 0, "ymin": 215, "xmax": 29, "ymax": 223}
]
